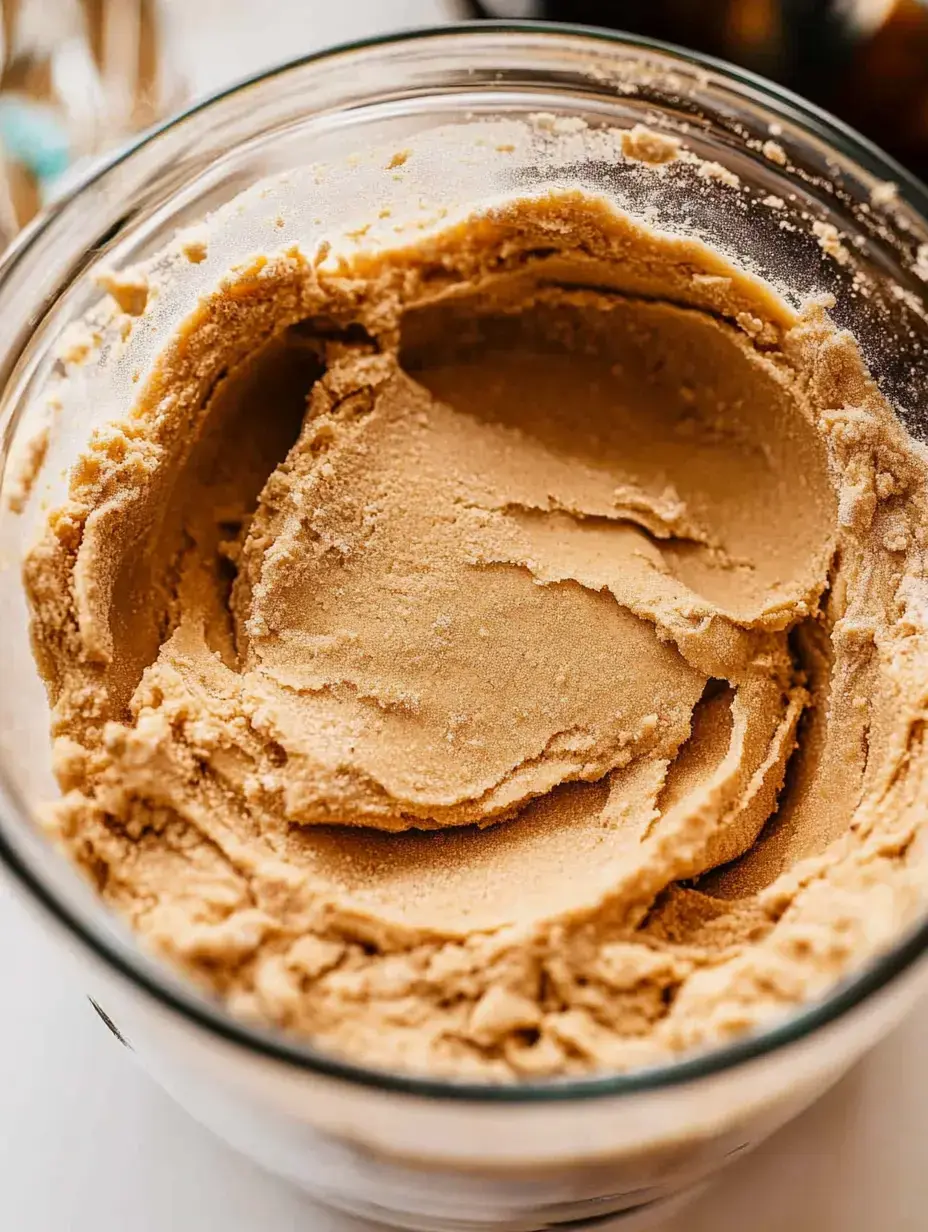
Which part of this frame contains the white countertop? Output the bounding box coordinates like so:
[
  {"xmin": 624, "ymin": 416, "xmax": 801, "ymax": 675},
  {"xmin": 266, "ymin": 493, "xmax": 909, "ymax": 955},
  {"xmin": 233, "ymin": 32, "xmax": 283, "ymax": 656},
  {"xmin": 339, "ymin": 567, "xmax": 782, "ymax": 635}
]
[{"xmin": 2, "ymin": 3, "xmax": 927, "ymax": 1228}]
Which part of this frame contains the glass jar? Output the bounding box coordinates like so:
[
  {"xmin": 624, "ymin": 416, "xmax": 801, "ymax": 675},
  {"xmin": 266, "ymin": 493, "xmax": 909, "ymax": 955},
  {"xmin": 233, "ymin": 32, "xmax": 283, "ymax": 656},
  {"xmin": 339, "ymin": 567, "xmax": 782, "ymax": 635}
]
[{"xmin": 1, "ymin": 23, "xmax": 928, "ymax": 1232}]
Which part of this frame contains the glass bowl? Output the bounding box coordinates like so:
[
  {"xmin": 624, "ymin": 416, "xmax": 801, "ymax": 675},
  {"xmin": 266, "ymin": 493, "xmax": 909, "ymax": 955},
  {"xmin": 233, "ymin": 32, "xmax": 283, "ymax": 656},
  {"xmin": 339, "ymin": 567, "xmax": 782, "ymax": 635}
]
[{"xmin": 1, "ymin": 22, "xmax": 928, "ymax": 1232}]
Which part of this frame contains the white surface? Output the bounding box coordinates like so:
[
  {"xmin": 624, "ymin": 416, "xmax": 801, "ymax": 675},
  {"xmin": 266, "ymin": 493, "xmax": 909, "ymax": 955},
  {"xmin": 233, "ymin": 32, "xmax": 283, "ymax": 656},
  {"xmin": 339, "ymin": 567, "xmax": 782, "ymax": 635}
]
[
  {"xmin": 2, "ymin": 3, "xmax": 928, "ymax": 1229},
  {"xmin": 2, "ymin": 884, "xmax": 927, "ymax": 1231}
]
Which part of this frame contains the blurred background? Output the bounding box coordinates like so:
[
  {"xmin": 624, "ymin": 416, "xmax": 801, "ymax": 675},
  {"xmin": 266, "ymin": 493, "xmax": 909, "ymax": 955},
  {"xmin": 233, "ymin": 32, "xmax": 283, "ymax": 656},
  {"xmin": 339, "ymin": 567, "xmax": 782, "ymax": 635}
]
[{"xmin": 0, "ymin": 0, "xmax": 925, "ymax": 246}]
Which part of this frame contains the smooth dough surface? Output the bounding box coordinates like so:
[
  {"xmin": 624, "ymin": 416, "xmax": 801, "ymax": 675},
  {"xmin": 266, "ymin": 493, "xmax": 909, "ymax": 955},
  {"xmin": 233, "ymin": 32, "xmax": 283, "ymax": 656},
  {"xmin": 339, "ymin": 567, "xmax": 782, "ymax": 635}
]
[{"xmin": 25, "ymin": 191, "xmax": 928, "ymax": 1079}]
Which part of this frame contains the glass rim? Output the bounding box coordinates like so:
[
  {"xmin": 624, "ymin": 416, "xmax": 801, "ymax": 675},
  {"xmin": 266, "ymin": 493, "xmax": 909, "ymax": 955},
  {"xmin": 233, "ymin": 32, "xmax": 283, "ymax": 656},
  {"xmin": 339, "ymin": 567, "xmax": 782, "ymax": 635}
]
[{"xmin": 1, "ymin": 18, "xmax": 928, "ymax": 1105}]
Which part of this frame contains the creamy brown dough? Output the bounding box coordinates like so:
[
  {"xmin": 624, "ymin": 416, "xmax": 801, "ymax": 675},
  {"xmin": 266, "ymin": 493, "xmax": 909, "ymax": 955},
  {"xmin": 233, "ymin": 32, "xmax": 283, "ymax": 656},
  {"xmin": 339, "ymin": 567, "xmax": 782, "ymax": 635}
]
[{"xmin": 24, "ymin": 191, "xmax": 928, "ymax": 1078}]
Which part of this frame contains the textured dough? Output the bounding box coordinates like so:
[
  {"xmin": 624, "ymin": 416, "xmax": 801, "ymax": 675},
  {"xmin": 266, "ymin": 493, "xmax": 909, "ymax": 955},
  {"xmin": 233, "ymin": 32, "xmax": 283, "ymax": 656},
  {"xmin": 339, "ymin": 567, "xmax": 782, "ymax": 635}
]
[{"xmin": 24, "ymin": 192, "xmax": 928, "ymax": 1079}]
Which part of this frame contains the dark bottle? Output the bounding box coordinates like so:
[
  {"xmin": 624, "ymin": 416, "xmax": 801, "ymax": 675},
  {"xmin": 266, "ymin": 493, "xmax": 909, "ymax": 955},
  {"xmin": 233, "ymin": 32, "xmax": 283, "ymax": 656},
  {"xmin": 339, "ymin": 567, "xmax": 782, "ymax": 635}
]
[{"xmin": 463, "ymin": 0, "xmax": 928, "ymax": 184}]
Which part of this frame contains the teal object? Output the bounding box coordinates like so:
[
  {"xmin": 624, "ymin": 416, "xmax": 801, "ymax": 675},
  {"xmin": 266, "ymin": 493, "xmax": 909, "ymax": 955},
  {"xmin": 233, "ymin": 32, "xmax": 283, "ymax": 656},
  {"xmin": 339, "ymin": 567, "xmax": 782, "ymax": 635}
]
[{"xmin": 0, "ymin": 96, "xmax": 70, "ymax": 184}]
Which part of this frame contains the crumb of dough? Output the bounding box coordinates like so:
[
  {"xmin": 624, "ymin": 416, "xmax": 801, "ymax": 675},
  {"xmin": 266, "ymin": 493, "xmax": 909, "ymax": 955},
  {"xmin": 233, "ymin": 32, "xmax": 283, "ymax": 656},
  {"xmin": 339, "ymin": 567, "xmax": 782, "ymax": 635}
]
[
  {"xmin": 621, "ymin": 124, "xmax": 681, "ymax": 165},
  {"xmin": 871, "ymin": 180, "xmax": 899, "ymax": 207},
  {"xmin": 915, "ymin": 242, "xmax": 928, "ymax": 282},
  {"xmin": 95, "ymin": 268, "xmax": 150, "ymax": 316},
  {"xmin": 531, "ymin": 113, "xmax": 588, "ymax": 137},
  {"xmin": 6, "ymin": 424, "xmax": 48, "ymax": 513},
  {"xmin": 178, "ymin": 226, "xmax": 209, "ymax": 264},
  {"xmin": 812, "ymin": 220, "xmax": 851, "ymax": 266},
  {"xmin": 697, "ymin": 160, "xmax": 740, "ymax": 188}
]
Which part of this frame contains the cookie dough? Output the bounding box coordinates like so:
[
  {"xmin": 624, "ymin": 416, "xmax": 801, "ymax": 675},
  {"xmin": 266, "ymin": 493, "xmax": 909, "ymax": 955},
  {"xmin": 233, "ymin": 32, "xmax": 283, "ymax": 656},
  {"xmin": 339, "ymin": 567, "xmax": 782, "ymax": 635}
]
[{"xmin": 24, "ymin": 190, "xmax": 928, "ymax": 1079}]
